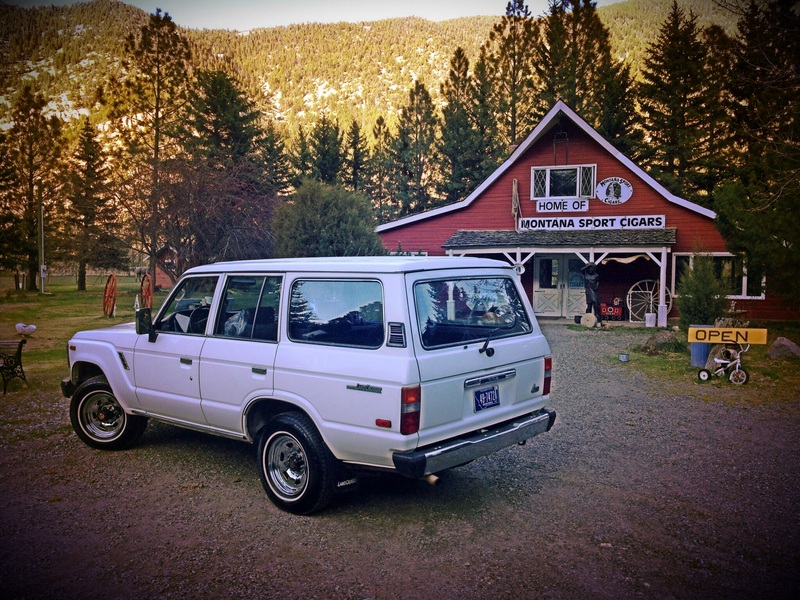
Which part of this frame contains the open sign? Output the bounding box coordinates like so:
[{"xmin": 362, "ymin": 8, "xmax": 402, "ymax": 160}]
[{"xmin": 688, "ymin": 327, "xmax": 768, "ymax": 345}]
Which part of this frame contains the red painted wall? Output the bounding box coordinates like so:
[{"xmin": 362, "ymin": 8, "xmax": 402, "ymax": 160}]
[{"xmin": 379, "ymin": 120, "xmax": 798, "ymax": 321}]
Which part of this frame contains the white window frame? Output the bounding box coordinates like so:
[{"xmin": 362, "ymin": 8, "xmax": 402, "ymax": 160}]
[
  {"xmin": 531, "ymin": 164, "xmax": 596, "ymax": 200},
  {"xmin": 671, "ymin": 252, "xmax": 765, "ymax": 300}
]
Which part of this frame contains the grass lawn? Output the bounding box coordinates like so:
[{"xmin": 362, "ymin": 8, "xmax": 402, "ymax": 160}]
[{"xmin": 0, "ymin": 274, "xmax": 167, "ymax": 393}]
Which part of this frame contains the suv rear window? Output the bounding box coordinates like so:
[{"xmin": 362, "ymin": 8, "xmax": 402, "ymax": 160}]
[
  {"xmin": 414, "ymin": 276, "xmax": 532, "ymax": 349},
  {"xmin": 288, "ymin": 279, "xmax": 384, "ymax": 348}
]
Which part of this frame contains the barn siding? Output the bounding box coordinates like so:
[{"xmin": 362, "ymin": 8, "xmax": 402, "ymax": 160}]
[{"xmin": 378, "ymin": 104, "xmax": 797, "ymax": 322}]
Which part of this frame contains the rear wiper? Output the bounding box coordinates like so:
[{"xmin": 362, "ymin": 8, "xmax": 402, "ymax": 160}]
[
  {"xmin": 478, "ymin": 314, "xmax": 517, "ymax": 357},
  {"xmin": 479, "ymin": 327, "xmax": 501, "ymax": 357}
]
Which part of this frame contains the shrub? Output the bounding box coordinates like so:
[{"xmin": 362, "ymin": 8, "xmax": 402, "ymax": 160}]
[{"xmin": 675, "ymin": 253, "xmax": 729, "ymax": 330}]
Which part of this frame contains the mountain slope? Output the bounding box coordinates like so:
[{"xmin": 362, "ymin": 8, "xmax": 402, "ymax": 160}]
[{"xmin": 0, "ymin": 0, "xmax": 738, "ymax": 137}]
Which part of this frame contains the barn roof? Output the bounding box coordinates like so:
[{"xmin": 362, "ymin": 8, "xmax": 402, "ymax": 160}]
[{"xmin": 376, "ymin": 100, "xmax": 715, "ymax": 233}]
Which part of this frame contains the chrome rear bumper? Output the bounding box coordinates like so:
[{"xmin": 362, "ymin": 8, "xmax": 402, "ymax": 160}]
[{"xmin": 392, "ymin": 408, "xmax": 556, "ymax": 479}]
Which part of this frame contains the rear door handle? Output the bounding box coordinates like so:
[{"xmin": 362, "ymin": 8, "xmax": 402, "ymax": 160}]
[
  {"xmin": 180, "ymin": 357, "xmax": 192, "ymax": 365},
  {"xmin": 252, "ymin": 367, "xmax": 267, "ymax": 375}
]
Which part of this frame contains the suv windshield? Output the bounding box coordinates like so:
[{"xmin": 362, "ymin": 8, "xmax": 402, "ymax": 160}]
[{"xmin": 414, "ymin": 276, "xmax": 531, "ymax": 349}]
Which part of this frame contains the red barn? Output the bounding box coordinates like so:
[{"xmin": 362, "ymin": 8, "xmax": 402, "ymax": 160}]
[{"xmin": 378, "ymin": 101, "xmax": 796, "ymax": 324}]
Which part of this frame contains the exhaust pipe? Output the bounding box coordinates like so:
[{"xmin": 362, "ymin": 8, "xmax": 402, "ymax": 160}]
[{"xmin": 422, "ymin": 474, "xmax": 440, "ymax": 486}]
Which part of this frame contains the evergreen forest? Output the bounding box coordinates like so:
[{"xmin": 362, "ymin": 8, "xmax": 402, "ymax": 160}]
[{"xmin": 0, "ymin": 0, "xmax": 797, "ymax": 307}]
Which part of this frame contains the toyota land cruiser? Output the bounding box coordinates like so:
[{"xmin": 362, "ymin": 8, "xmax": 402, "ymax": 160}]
[{"xmin": 62, "ymin": 256, "xmax": 555, "ymax": 514}]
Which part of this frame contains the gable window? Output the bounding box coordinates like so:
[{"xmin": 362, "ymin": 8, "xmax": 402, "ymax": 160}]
[{"xmin": 531, "ymin": 165, "xmax": 596, "ymax": 199}]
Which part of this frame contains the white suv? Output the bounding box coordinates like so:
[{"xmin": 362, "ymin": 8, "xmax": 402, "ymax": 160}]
[{"xmin": 62, "ymin": 257, "xmax": 555, "ymax": 514}]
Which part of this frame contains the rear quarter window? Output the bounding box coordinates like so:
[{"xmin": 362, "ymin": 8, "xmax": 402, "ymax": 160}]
[{"xmin": 288, "ymin": 279, "xmax": 384, "ymax": 348}]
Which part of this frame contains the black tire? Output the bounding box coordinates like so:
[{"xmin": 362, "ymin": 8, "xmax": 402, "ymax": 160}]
[
  {"xmin": 257, "ymin": 412, "xmax": 336, "ymax": 515},
  {"xmin": 70, "ymin": 375, "xmax": 147, "ymax": 450},
  {"xmin": 698, "ymin": 369, "xmax": 711, "ymax": 382}
]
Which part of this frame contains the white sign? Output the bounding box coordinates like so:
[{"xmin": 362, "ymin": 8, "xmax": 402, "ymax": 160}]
[
  {"xmin": 536, "ymin": 198, "xmax": 589, "ymax": 213},
  {"xmin": 518, "ymin": 215, "xmax": 665, "ymax": 231},
  {"xmin": 596, "ymin": 177, "xmax": 633, "ymax": 205}
]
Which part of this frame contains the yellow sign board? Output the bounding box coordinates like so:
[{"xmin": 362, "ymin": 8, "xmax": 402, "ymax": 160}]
[{"xmin": 688, "ymin": 327, "xmax": 768, "ymax": 345}]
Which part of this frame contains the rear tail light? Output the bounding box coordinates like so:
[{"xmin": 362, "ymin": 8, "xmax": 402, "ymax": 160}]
[
  {"xmin": 543, "ymin": 356, "xmax": 552, "ymax": 396},
  {"xmin": 400, "ymin": 386, "xmax": 421, "ymax": 435}
]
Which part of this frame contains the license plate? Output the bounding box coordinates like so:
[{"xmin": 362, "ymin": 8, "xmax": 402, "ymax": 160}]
[{"xmin": 474, "ymin": 386, "xmax": 500, "ymax": 412}]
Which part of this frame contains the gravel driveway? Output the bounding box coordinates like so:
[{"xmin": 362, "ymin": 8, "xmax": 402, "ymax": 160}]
[{"xmin": 1, "ymin": 321, "xmax": 798, "ymax": 599}]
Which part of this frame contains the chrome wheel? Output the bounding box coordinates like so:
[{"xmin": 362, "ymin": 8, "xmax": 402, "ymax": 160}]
[
  {"xmin": 257, "ymin": 412, "xmax": 336, "ymax": 514},
  {"xmin": 79, "ymin": 389, "xmax": 126, "ymax": 441},
  {"xmin": 70, "ymin": 375, "xmax": 147, "ymax": 450},
  {"xmin": 265, "ymin": 431, "xmax": 308, "ymax": 499}
]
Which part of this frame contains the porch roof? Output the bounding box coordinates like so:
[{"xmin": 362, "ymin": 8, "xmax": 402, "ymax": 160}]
[{"xmin": 442, "ymin": 228, "xmax": 677, "ymax": 250}]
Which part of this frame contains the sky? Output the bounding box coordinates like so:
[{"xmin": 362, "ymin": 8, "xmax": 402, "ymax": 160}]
[{"xmin": 5, "ymin": 0, "xmax": 625, "ymax": 31}]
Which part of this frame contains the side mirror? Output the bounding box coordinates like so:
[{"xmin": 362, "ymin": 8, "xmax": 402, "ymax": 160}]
[{"xmin": 135, "ymin": 308, "xmax": 158, "ymax": 342}]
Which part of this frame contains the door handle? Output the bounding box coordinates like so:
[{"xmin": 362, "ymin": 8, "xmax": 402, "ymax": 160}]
[
  {"xmin": 180, "ymin": 357, "xmax": 192, "ymax": 365},
  {"xmin": 252, "ymin": 367, "xmax": 267, "ymax": 375}
]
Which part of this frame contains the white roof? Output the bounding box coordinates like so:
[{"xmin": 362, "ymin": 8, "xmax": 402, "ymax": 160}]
[
  {"xmin": 184, "ymin": 255, "xmax": 511, "ymax": 275},
  {"xmin": 377, "ymin": 100, "xmax": 716, "ymax": 233}
]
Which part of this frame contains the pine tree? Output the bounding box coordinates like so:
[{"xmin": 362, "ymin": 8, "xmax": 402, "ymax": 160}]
[
  {"xmin": 714, "ymin": 0, "xmax": 800, "ymax": 305},
  {"xmin": 532, "ymin": 0, "xmax": 637, "ymax": 148},
  {"xmin": 181, "ymin": 69, "xmax": 261, "ymax": 164},
  {"xmin": 470, "ymin": 47, "xmax": 505, "ymax": 183},
  {"xmin": 167, "ymin": 68, "xmax": 285, "ymax": 270},
  {"xmin": 259, "ymin": 120, "xmax": 292, "ymax": 197},
  {"xmin": 484, "ymin": 0, "xmax": 538, "ymax": 147},
  {"xmin": 0, "ymin": 84, "xmax": 65, "ymax": 290},
  {"xmin": 596, "ymin": 60, "xmax": 641, "ymax": 158},
  {"xmin": 309, "ymin": 113, "xmax": 344, "ymax": 185},
  {"xmin": 438, "ymin": 47, "xmax": 482, "ymax": 203},
  {"xmin": 368, "ymin": 115, "xmax": 395, "ymax": 222},
  {"xmin": 343, "ymin": 119, "xmax": 370, "ymax": 193},
  {"xmin": 62, "ymin": 118, "xmax": 126, "ymax": 290},
  {"xmin": 289, "ymin": 125, "xmax": 314, "ymax": 189},
  {"xmin": 635, "ymin": 1, "xmax": 711, "ymax": 200},
  {"xmin": 104, "ymin": 8, "xmax": 192, "ymax": 285},
  {"xmin": 391, "ymin": 80, "xmax": 439, "ymax": 216}
]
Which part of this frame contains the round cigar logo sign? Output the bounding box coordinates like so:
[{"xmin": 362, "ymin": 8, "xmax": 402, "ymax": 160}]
[{"xmin": 596, "ymin": 177, "xmax": 633, "ymax": 205}]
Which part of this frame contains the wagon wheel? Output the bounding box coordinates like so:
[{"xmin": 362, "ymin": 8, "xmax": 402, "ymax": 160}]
[
  {"xmin": 140, "ymin": 273, "xmax": 154, "ymax": 309},
  {"xmin": 103, "ymin": 274, "xmax": 117, "ymax": 317},
  {"xmin": 626, "ymin": 279, "xmax": 672, "ymax": 322}
]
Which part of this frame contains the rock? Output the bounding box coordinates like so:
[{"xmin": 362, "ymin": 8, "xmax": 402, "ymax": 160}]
[
  {"xmin": 767, "ymin": 336, "xmax": 800, "ymax": 360},
  {"xmin": 641, "ymin": 330, "xmax": 679, "ymax": 355}
]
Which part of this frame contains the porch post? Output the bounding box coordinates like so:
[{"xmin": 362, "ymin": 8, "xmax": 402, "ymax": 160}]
[{"xmin": 658, "ymin": 247, "xmax": 668, "ymax": 327}]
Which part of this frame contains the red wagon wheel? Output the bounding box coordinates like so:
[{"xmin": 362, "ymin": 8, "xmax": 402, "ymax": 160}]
[
  {"xmin": 140, "ymin": 273, "xmax": 154, "ymax": 309},
  {"xmin": 103, "ymin": 274, "xmax": 117, "ymax": 316}
]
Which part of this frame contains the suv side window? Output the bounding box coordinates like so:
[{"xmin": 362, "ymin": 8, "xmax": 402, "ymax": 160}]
[
  {"xmin": 288, "ymin": 279, "xmax": 384, "ymax": 348},
  {"xmin": 215, "ymin": 275, "xmax": 282, "ymax": 342},
  {"xmin": 155, "ymin": 276, "xmax": 219, "ymax": 335}
]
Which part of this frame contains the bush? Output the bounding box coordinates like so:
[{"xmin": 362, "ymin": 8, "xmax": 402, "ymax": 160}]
[
  {"xmin": 675, "ymin": 253, "xmax": 729, "ymax": 330},
  {"xmin": 272, "ymin": 179, "xmax": 386, "ymax": 257}
]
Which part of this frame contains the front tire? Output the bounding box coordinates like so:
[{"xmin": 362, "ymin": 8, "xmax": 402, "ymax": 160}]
[
  {"xmin": 70, "ymin": 376, "xmax": 147, "ymax": 450},
  {"xmin": 698, "ymin": 369, "xmax": 711, "ymax": 382},
  {"xmin": 257, "ymin": 412, "xmax": 336, "ymax": 515},
  {"xmin": 729, "ymin": 368, "xmax": 749, "ymax": 385}
]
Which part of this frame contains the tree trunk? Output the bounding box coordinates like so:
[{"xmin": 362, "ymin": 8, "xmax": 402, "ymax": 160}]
[
  {"xmin": 78, "ymin": 259, "xmax": 87, "ymax": 291},
  {"xmin": 27, "ymin": 255, "xmax": 38, "ymax": 292}
]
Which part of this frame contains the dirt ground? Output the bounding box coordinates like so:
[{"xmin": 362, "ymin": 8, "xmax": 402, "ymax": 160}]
[{"xmin": 1, "ymin": 322, "xmax": 798, "ymax": 599}]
